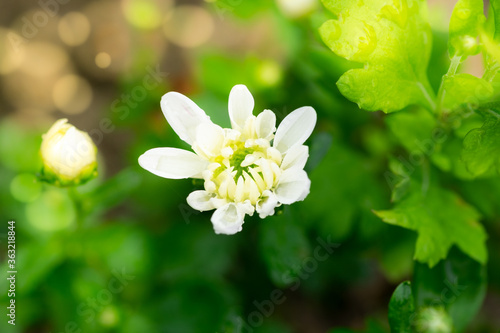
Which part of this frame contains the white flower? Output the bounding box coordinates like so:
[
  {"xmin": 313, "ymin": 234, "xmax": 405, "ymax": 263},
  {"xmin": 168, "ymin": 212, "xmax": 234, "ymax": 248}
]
[
  {"xmin": 40, "ymin": 118, "xmax": 98, "ymax": 187},
  {"xmin": 276, "ymin": 0, "xmax": 317, "ymax": 18},
  {"xmin": 139, "ymin": 85, "xmax": 317, "ymax": 235}
]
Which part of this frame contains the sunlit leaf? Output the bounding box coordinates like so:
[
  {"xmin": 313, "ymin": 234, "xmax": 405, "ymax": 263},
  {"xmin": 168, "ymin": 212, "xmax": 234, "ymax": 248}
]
[
  {"xmin": 448, "ymin": 0, "xmax": 485, "ymax": 57},
  {"xmin": 462, "ymin": 114, "xmax": 500, "ymax": 176},
  {"xmin": 375, "ymin": 181, "xmax": 487, "ymax": 267},
  {"xmin": 319, "ymin": 0, "xmax": 434, "ymax": 112}
]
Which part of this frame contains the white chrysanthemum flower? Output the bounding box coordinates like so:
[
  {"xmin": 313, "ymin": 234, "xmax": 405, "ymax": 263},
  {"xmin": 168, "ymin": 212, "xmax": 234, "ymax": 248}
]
[
  {"xmin": 40, "ymin": 118, "xmax": 98, "ymax": 187},
  {"xmin": 139, "ymin": 85, "xmax": 317, "ymax": 235}
]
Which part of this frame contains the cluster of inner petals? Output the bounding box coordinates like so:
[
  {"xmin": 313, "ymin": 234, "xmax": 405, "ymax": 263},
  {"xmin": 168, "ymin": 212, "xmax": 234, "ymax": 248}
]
[{"xmin": 193, "ymin": 115, "xmax": 282, "ymax": 206}]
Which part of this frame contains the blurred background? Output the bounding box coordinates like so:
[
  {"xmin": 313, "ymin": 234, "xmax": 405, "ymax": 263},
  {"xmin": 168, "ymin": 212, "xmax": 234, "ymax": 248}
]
[{"xmin": 0, "ymin": 0, "xmax": 499, "ymax": 332}]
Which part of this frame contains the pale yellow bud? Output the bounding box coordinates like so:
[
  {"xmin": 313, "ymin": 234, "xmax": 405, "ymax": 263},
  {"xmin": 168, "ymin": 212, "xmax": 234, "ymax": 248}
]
[{"xmin": 40, "ymin": 118, "xmax": 97, "ymax": 187}]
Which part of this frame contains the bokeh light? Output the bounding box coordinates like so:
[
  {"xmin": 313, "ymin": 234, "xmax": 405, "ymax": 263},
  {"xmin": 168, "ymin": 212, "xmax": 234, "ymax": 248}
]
[
  {"xmin": 255, "ymin": 60, "xmax": 283, "ymax": 87},
  {"xmin": 0, "ymin": 28, "xmax": 26, "ymax": 75},
  {"xmin": 163, "ymin": 5, "xmax": 214, "ymax": 48},
  {"xmin": 19, "ymin": 42, "xmax": 68, "ymax": 77},
  {"xmin": 52, "ymin": 74, "xmax": 93, "ymax": 114},
  {"xmin": 2, "ymin": 42, "xmax": 72, "ymax": 112},
  {"xmin": 10, "ymin": 173, "xmax": 42, "ymax": 203},
  {"xmin": 95, "ymin": 52, "xmax": 112, "ymax": 68},
  {"xmin": 121, "ymin": 0, "xmax": 170, "ymax": 30},
  {"xmin": 76, "ymin": 1, "xmax": 133, "ymax": 78},
  {"xmin": 58, "ymin": 12, "xmax": 91, "ymax": 47},
  {"xmin": 26, "ymin": 189, "xmax": 76, "ymax": 231}
]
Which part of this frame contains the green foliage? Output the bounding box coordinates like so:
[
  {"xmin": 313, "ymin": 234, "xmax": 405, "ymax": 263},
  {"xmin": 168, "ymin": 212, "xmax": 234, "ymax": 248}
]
[
  {"xmin": 388, "ymin": 281, "xmax": 414, "ymax": 333},
  {"xmin": 2, "ymin": 0, "xmax": 500, "ymax": 332},
  {"xmin": 441, "ymin": 74, "xmax": 493, "ymax": 111},
  {"xmin": 462, "ymin": 114, "xmax": 500, "ymax": 176},
  {"xmin": 375, "ymin": 180, "xmax": 487, "ymax": 267},
  {"xmin": 413, "ymin": 249, "xmax": 487, "ymax": 332},
  {"xmin": 413, "ymin": 307, "xmax": 453, "ymax": 333},
  {"xmin": 492, "ymin": 0, "xmax": 500, "ymax": 41},
  {"xmin": 385, "ymin": 107, "xmax": 436, "ymax": 152},
  {"xmin": 385, "ymin": 249, "xmax": 486, "ymax": 333},
  {"xmin": 259, "ymin": 208, "xmax": 311, "ymax": 287},
  {"xmin": 307, "ymin": 141, "xmax": 387, "ymax": 241},
  {"xmin": 448, "ymin": 0, "xmax": 485, "ymax": 57},
  {"xmin": 319, "ymin": 0, "xmax": 434, "ymax": 112}
]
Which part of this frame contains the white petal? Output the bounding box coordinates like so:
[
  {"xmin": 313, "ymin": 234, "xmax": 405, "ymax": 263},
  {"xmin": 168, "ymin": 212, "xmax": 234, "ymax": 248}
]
[
  {"xmin": 138, "ymin": 147, "xmax": 208, "ymax": 179},
  {"xmin": 228, "ymin": 84, "xmax": 254, "ymax": 130},
  {"xmin": 273, "ymin": 106, "xmax": 317, "ymax": 154},
  {"xmin": 266, "ymin": 147, "xmax": 282, "ymax": 165},
  {"xmin": 161, "ymin": 92, "xmax": 212, "ymax": 145},
  {"xmin": 256, "ymin": 190, "xmax": 279, "ymax": 219},
  {"xmin": 238, "ymin": 200, "xmax": 255, "ymax": 216},
  {"xmin": 211, "ymin": 203, "xmax": 246, "ymax": 235},
  {"xmin": 255, "ymin": 109, "xmax": 276, "ymax": 139},
  {"xmin": 258, "ymin": 158, "xmax": 274, "ymax": 189},
  {"xmin": 243, "ymin": 172, "xmax": 260, "ymax": 204},
  {"xmin": 280, "ymin": 145, "xmax": 309, "ymax": 171},
  {"xmin": 234, "ymin": 176, "xmax": 245, "ymax": 202},
  {"xmin": 195, "ymin": 123, "xmax": 225, "ymax": 158},
  {"xmin": 249, "ymin": 167, "xmax": 266, "ymax": 192},
  {"xmin": 187, "ymin": 190, "xmax": 216, "ymax": 212},
  {"xmin": 275, "ymin": 168, "xmax": 311, "ymax": 204}
]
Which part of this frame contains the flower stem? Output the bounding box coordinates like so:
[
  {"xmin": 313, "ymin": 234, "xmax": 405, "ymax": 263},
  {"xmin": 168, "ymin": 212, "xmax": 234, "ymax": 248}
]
[
  {"xmin": 435, "ymin": 55, "xmax": 462, "ymax": 117},
  {"xmin": 483, "ymin": 61, "xmax": 500, "ymax": 82},
  {"xmin": 417, "ymin": 81, "xmax": 437, "ymax": 112},
  {"xmin": 68, "ymin": 187, "xmax": 84, "ymax": 229}
]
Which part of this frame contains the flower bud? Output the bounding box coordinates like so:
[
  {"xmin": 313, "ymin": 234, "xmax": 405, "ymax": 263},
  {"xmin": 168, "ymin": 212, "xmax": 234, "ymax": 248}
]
[
  {"xmin": 40, "ymin": 119, "xmax": 97, "ymax": 187},
  {"xmin": 276, "ymin": 0, "xmax": 317, "ymax": 18}
]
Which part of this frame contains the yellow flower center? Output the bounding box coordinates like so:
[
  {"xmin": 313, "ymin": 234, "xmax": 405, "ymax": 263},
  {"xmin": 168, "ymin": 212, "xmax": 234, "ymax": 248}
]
[{"xmin": 203, "ymin": 138, "xmax": 282, "ymax": 205}]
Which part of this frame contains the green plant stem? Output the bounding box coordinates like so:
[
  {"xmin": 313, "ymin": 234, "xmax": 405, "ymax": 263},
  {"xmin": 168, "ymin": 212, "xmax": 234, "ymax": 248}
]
[
  {"xmin": 418, "ymin": 81, "xmax": 437, "ymax": 112},
  {"xmin": 482, "ymin": 61, "xmax": 500, "ymax": 82},
  {"xmin": 435, "ymin": 55, "xmax": 462, "ymax": 116},
  {"xmin": 68, "ymin": 187, "xmax": 84, "ymax": 229}
]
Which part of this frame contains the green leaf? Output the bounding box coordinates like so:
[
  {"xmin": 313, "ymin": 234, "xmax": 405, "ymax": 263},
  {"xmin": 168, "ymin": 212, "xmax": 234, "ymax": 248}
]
[
  {"xmin": 413, "ymin": 248, "xmax": 487, "ymax": 332},
  {"xmin": 449, "ymin": 0, "xmax": 485, "ymax": 57},
  {"xmin": 385, "ymin": 107, "xmax": 436, "ymax": 153},
  {"xmin": 441, "ymin": 74, "xmax": 493, "ymax": 111},
  {"xmin": 388, "ymin": 281, "xmax": 415, "ymax": 333},
  {"xmin": 307, "ymin": 142, "xmax": 387, "ymax": 241},
  {"xmin": 481, "ymin": 30, "xmax": 500, "ymax": 64},
  {"xmin": 492, "ymin": 0, "xmax": 500, "ymax": 41},
  {"xmin": 374, "ymin": 182, "xmax": 487, "ymax": 267},
  {"xmin": 430, "ymin": 134, "xmax": 477, "ymax": 180},
  {"xmin": 259, "ymin": 207, "xmax": 311, "ymax": 287},
  {"xmin": 462, "ymin": 115, "xmax": 500, "ymax": 176},
  {"xmin": 319, "ymin": 0, "xmax": 434, "ymax": 113},
  {"xmin": 460, "ymin": 177, "xmax": 500, "ymax": 218}
]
